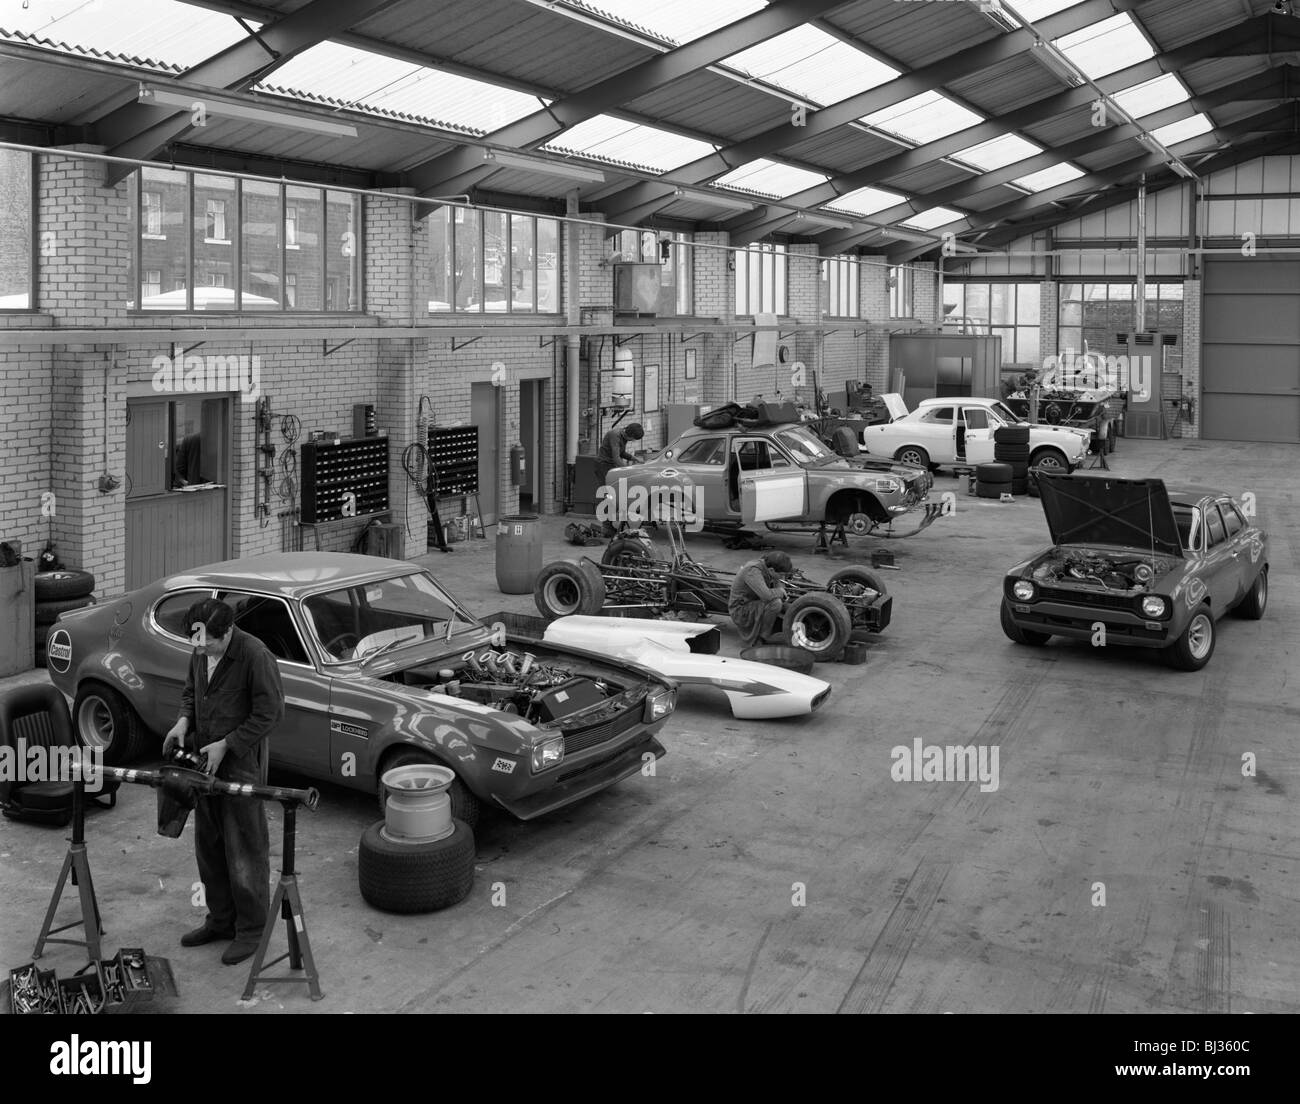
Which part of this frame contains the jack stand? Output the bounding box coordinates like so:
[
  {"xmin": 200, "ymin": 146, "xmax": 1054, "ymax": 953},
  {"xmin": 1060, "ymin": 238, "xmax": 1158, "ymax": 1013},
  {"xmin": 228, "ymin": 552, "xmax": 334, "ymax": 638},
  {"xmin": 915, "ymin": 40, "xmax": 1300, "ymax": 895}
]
[
  {"xmin": 813, "ymin": 523, "xmax": 849, "ymax": 555},
  {"xmin": 242, "ymin": 800, "xmax": 322, "ymax": 1001},
  {"xmin": 33, "ymin": 780, "xmax": 103, "ymax": 964},
  {"xmin": 1087, "ymin": 446, "xmax": 1110, "ymax": 471}
]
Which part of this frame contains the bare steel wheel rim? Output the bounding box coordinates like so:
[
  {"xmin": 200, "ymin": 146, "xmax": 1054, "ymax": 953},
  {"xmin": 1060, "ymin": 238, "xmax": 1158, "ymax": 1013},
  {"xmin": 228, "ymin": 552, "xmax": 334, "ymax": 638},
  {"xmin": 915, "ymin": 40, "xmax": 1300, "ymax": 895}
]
[
  {"xmin": 794, "ymin": 610, "xmax": 834, "ymax": 650},
  {"xmin": 543, "ymin": 576, "xmax": 580, "ymax": 615},
  {"xmin": 1188, "ymin": 613, "xmax": 1213, "ymax": 659},
  {"xmin": 380, "ymin": 764, "xmax": 455, "ymax": 843},
  {"xmin": 77, "ymin": 696, "xmax": 113, "ymax": 751}
]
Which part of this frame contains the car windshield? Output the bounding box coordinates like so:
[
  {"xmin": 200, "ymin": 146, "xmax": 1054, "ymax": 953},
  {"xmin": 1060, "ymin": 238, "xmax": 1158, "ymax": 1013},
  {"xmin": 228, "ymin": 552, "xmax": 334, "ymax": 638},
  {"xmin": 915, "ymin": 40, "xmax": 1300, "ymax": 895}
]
[
  {"xmin": 987, "ymin": 401, "xmax": 1020, "ymax": 424},
  {"xmin": 776, "ymin": 426, "xmax": 836, "ymax": 465},
  {"xmin": 1173, "ymin": 505, "xmax": 1200, "ymax": 551},
  {"xmin": 304, "ymin": 571, "xmax": 481, "ymax": 662}
]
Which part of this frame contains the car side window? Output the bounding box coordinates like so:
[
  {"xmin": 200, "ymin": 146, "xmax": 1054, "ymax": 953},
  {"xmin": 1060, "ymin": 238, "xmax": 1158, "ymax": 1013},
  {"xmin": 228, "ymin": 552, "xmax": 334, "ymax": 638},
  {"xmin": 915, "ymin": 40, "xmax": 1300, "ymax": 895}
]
[
  {"xmin": 963, "ymin": 409, "xmax": 990, "ymax": 430},
  {"xmin": 734, "ymin": 440, "xmax": 771, "ymax": 470},
  {"xmin": 923, "ymin": 407, "xmax": 954, "ymax": 424},
  {"xmin": 677, "ymin": 437, "xmax": 724, "ymax": 465},
  {"xmin": 1219, "ymin": 502, "xmax": 1244, "ymax": 538},
  {"xmin": 1205, "ymin": 507, "xmax": 1227, "ymax": 548},
  {"xmin": 152, "ymin": 590, "xmax": 214, "ymax": 639},
  {"xmin": 216, "ymin": 591, "xmax": 311, "ymax": 664}
]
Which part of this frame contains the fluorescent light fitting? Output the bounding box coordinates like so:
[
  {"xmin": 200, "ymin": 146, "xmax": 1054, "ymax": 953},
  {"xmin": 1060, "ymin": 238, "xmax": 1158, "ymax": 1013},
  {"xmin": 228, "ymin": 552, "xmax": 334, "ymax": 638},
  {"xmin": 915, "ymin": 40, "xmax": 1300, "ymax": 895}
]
[
  {"xmin": 880, "ymin": 227, "xmax": 937, "ymax": 244},
  {"xmin": 797, "ymin": 212, "xmax": 855, "ymax": 232},
  {"xmin": 138, "ymin": 84, "xmax": 358, "ymax": 138},
  {"xmin": 1135, "ymin": 134, "xmax": 1163, "ymax": 155},
  {"xmin": 1030, "ymin": 44, "xmax": 1083, "ymax": 88},
  {"xmin": 482, "ymin": 149, "xmax": 605, "ymax": 183},
  {"xmin": 671, "ymin": 187, "xmax": 756, "ymax": 212},
  {"xmin": 979, "ymin": 1, "xmax": 1020, "ymax": 33},
  {"xmin": 1169, "ymin": 160, "xmax": 1198, "ymax": 180}
]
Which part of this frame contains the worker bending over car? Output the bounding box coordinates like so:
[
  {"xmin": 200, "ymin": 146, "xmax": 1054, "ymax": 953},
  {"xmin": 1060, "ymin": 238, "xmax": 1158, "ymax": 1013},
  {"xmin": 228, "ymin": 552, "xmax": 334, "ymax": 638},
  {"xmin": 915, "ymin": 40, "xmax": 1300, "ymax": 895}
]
[{"xmin": 729, "ymin": 550, "xmax": 795, "ymax": 647}]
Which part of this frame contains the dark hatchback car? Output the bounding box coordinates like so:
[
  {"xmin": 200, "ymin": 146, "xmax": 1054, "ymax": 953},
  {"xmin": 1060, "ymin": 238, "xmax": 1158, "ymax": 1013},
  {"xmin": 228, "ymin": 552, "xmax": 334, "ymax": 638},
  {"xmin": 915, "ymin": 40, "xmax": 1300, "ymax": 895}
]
[{"xmin": 1001, "ymin": 475, "xmax": 1268, "ymax": 670}]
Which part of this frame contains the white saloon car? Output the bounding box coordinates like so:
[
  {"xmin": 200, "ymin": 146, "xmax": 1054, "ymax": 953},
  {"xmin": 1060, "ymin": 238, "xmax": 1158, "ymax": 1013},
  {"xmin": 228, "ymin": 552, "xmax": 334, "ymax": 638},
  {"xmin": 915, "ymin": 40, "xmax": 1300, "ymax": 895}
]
[{"xmin": 860, "ymin": 395, "xmax": 1091, "ymax": 474}]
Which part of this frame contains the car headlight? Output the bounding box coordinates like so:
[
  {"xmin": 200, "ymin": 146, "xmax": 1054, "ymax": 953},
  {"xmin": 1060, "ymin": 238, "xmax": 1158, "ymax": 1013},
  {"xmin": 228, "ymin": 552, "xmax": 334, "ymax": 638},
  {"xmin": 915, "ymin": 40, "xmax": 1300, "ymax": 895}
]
[
  {"xmin": 872, "ymin": 478, "xmax": 901, "ymax": 493},
  {"xmin": 644, "ymin": 686, "xmax": 676, "ymax": 722},
  {"xmin": 1141, "ymin": 595, "xmax": 1168, "ymax": 618},
  {"xmin": 1012, "ymin": 580, "xmax": 1036, "ymax": 601},
  {"xmin": 530, "ymin": 736, "xmax": 564, "ymax": 772}
]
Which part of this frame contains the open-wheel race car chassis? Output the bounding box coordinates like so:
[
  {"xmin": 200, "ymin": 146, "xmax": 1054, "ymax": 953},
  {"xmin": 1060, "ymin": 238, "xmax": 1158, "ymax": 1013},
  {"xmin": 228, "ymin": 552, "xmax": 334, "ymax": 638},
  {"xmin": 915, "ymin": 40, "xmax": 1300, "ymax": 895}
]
[{"xmin": 534, "ymin": 522, "xmax": 892, "ymax": 660}]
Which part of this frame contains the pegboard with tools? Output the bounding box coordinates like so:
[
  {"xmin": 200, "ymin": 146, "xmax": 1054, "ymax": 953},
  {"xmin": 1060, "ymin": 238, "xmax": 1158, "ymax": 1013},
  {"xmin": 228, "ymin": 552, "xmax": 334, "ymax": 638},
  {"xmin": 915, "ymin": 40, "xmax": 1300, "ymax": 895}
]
[
  {"xmin": 300, "ymin": 436, "xmax": 391, "ymax": 524},
  {"xmin": 427, "ymin": 425, "xmax": 479, "ymax": 495}
]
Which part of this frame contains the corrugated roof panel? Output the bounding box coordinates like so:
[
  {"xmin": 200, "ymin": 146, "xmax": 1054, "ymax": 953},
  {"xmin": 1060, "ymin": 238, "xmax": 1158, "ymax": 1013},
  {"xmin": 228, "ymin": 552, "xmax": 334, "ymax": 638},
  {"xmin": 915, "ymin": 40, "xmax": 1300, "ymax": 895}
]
[
  {"xmin": 543, "ymin": 116, "xmax": 715, "ymax": 173},
  {"xmin": 1136, "ymin": 0, "xmax": 1257, "ymax": 50},
  {"xmin": 863, "ymin": 92, "xmax": 985, "ymax": 144},
  {"xmin": 624, "ymin": 73, "xmax": 790, "ymax": 142},
  {"xmin": 1054, "ymin": 13, "xmax": 1155, "ymax": 80},
  {"xmin": 257, "ymin": 41, "xmax": 544, "ymax": 135},
  {"xmin": 885, "ymin": 160, "xmax": 975, "ymax": 195},
  {"xmin": 823, "ymin": 3, "xmax": 999, "ymax": 69},
  {"xmin": 473, "ymin": 166, "xmax": 594, "ymax": 199},
  {"xmin": 715, "ymin": 158, "xmax": 830, "ymax": 198},
  {"xmin": 783, "ymin": 127, "xmax": 911, "ymax": 174},
  {"xmin": 0, "ymin": 0, "xmax": 250, "ymax": 71},
  {"xmin": 0, "ymin": 52, "xmax": 139, "ymax": 124},
  {"xmin": 1179, "ymin": 56, "xmax": 1272, "ymax": 95},
  {"xmin": 944, "ymin": 53, "xmax": 1065, "ymax": 116},
  {"xmin": 566, "ymin": 0, "xmax": 768, "ymax": 45},
  {"xmin": 721, "ymin": 24, "xmax": 898, "ymax": 106}
]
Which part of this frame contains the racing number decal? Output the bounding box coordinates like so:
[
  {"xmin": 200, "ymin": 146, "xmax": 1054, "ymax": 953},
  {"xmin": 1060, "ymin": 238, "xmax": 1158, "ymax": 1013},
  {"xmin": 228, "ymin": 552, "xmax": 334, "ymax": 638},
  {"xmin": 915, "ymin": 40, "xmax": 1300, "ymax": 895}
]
[{"xmin": 491, "ymin": 757, "xmax": 516, "ymax": 774}]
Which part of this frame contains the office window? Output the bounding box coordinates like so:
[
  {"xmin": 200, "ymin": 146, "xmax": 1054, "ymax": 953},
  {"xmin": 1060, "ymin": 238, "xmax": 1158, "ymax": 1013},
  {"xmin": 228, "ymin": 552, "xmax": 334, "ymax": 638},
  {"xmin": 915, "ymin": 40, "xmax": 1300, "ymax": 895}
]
[
  {"xmin": 735, "ymin": 242, "xmax": 787, "ymax": 316},
  {"xmin": 888, "ymin": 265, "xmax": 913, "ymax": 319},
  {"xmin": 1057, "ymin": 282, "xmax": 1183, "ymax": 373},
  {"xmin": 139, "ymin": 169, "xmax": 362, "ymax": 311},
  {"xmin": 822, "ymin": 255, "xmax": 859, "ymax": 317},
  {"xmin": 942, "ymin": 282, "xmax": 1041, "ymax": 366},
  {"xmin": 0, "ymin": 149, "xmax": 34, "ymax": 309},
  {"xmin": 429, "ymin": 207, "xmax": 562, "ymax": 314}
]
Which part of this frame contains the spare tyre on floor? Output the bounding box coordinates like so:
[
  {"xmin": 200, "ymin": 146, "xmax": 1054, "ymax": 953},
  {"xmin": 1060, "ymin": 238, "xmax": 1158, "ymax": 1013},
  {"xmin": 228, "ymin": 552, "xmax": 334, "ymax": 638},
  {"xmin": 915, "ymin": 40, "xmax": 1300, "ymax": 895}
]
[
  {"xmin": 35, "ymin": 569, "xmax": 94, "ymax": 602},
  {"xmin": 975, "ymin": 462, "xmax": 1012, "ymax": 484},
  {"xmin": 358, "ymin": 818, "xmax": 476, "ymax": 914},
  {"xmin": 35, "ymin": 594, "xmax": 95, "ymax": 625}
]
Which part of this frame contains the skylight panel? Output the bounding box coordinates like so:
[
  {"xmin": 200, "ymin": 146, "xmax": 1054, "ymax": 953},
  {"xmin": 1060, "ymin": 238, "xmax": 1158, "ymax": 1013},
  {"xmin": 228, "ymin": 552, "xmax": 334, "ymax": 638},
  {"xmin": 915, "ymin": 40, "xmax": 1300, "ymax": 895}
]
[
  {"xmin": 261, "ymin": 42, "xmax": 541, "ymax": 133},
  {"xmin": 951, "ymin": 133, "xmax": 1042, "ymax": 172},
  {"xmin": 824, "ymin": 186, "xmax": 907, "ymax": 217},
  {"xmin": 1012, "ymin": 163, "xmax": 1085, "ymax": 191},
  {"xmin": 722, "ymin": 25, "xmax": 898, "ymax": 105},
  {"xmin": 1054, "ymin": 13, "xmax": 1154, "ymax": 80},
  {"xmin": 714, "ymin": 158, "xmax": 830, "ymax": 198},
  {"xmin": 1149, "ymin": 114, "xmax": 1213, "ymax": 146},
  {"xmin": 544, "ymin": 116, "xmax": 715, "ymax": 172},
  {"xmin": 1111, "ymin": 73, "xmax": 1189, "ymax": 119},
  {"xmin": 863, "ymin": 92, "xmax": 984, "ymax": 145},
  {"xmin": 572, "ymin": 0, "xmax": 767, "ymax": 44},
  {"xmin": 1005, "ymin": 0, "xmax": 1085, "ymax": 21},
  {"xmin": 0, "ymin": 0, "xmax": 251, "ymax": 70},
  {"xmin": 902, "ymin": 207, "xmax": 966, "ymax": 231}
]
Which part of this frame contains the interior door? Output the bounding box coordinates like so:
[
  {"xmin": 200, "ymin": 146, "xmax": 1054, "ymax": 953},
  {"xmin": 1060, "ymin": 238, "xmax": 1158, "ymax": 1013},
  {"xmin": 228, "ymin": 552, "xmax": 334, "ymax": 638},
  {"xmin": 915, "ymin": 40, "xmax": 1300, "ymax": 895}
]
[
  {"xmin": 471, "ymin": 382, "xmax": 499, "ymax": 525},
  {"xmin": 961, "ymin": 407, "xmax": 996, "ymax": 464}
]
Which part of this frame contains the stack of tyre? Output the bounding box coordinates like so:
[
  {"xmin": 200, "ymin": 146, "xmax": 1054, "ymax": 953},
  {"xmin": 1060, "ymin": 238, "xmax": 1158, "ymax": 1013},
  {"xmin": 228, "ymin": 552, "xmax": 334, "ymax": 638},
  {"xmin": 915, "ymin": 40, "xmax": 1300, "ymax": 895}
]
[
  {"xmin": 993, "ymin": 425, "xmax": 1032, "ymax": 496},
  {"xmin": 34, "ymin": 570, "xmax": 95, "ymax": 668}
]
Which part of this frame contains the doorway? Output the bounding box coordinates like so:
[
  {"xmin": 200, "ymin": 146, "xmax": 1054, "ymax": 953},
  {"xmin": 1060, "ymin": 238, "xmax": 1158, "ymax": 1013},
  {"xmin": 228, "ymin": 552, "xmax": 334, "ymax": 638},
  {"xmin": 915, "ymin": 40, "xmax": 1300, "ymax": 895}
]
[
  {"xmin": 470, "ymin": 382, "xmax": 499, "ymax": 525},
  {"xmin": 518, "ymin": 379, "xmax": 544, "ymax": 512}
]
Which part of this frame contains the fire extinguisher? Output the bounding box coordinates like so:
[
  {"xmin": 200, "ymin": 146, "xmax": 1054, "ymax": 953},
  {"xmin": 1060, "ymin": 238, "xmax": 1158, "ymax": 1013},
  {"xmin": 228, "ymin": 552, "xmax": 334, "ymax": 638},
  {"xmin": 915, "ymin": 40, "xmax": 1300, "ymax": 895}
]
[{"xmin": 510, "ymin": 442, "xmax": 527, "ymax": 486}]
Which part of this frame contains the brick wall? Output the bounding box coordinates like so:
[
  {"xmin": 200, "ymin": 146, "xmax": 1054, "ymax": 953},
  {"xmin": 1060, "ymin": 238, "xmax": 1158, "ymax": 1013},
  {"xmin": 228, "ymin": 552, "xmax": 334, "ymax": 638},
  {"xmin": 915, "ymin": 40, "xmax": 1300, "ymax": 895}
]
[{"xmin": 1178, "ymin": 278, "xmax": 1201, "ymax": 440}]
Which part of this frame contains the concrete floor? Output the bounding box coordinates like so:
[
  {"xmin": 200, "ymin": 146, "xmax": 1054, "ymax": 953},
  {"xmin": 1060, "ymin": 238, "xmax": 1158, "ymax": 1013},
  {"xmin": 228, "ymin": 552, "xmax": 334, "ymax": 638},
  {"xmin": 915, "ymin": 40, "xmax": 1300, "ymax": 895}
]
[{"xmin": 2, "ymin": 437, "xmax": 1297, "ymax": 1014}]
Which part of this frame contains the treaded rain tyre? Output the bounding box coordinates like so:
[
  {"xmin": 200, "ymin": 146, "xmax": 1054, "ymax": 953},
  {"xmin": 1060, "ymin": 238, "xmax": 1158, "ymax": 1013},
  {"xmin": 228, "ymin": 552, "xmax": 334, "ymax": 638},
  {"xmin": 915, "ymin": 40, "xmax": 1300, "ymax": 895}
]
[
  {"xmin": 35, "ymin": 570, "xmax": 94, "ymax": 602},
  {"xmin": 35, "ymin": 594, "xmax": 95, "ymax": 626},
  {"xmin": 358, "ymin": 818, "xmax": 475, "ymax": 914}
]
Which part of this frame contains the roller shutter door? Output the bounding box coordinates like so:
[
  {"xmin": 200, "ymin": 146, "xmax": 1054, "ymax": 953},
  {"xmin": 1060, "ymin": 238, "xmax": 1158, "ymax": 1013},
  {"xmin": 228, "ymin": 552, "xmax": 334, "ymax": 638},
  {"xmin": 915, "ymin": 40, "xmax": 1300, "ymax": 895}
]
[{"xmin": 1200, "ymin": 258, "xmax": 1300, "ymax": 443}]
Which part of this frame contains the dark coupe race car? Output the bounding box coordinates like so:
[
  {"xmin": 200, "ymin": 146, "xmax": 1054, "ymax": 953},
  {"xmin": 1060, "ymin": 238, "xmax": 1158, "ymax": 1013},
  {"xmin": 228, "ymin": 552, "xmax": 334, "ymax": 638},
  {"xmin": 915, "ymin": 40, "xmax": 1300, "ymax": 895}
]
[
  {"xmin": 1001, "ymin": 475, "xmax": 1268, "ymax": 670},
  {"xmin": 43, "ymin": 553, "xmax": 676, "ymax": 824},
  {"xmin": 534, "ymin": 524, "xmax": 891, "ymax": 661}
]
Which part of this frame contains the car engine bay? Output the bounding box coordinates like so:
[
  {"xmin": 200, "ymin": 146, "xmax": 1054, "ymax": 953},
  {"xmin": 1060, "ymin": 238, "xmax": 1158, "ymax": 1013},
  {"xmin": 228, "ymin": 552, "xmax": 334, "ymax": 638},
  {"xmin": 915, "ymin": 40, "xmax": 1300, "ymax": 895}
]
[
  {"xmin": 1031, "ymin": 549, "xmax": 1176, "ymax": 593},
  {"xmin": 392, "ymin": 646, "xmax": 634, "ymax": 725}
]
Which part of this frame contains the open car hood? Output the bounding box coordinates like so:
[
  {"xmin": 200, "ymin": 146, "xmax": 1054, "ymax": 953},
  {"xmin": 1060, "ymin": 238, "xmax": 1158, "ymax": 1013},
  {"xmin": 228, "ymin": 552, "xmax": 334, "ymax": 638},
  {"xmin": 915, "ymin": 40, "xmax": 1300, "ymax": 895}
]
[
  {"xmin": 1036, "ymin": 474, "xmax": 1184, "ymax": 558},
  {"xmin": 881, "ymin": 393, "xmax": 908, "ymax": 421}
]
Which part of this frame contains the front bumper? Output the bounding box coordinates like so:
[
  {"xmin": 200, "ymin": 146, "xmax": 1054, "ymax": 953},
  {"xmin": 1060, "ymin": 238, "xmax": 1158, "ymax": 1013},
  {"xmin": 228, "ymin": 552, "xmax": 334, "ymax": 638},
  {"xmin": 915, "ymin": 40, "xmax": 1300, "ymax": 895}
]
[
  {"xmin": 1006, "ymin": 600, "xmax": 1173, "ymax": 648},
  {"xmin": 494, "ymin": 733, "xmax": 666, "ymax": 820}
]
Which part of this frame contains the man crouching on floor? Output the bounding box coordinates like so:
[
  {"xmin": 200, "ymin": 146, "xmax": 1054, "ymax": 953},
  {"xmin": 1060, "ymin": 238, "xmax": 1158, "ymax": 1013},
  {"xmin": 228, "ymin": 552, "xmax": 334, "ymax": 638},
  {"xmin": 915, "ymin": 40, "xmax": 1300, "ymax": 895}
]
[
  {"xmin": 729, "ymin": 550, "xmax": 795, "ymax": 648},
  {"xmin": 163, "ymin": 598, "xmax": 284, "ymax": 966}
]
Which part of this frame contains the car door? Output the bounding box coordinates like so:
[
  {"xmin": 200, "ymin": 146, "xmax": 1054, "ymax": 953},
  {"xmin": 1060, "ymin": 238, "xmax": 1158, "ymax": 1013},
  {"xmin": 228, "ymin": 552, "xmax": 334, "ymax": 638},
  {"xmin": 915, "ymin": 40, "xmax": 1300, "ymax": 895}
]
[
  {"xmin": 215, "ymin": 590, "xmax": 333, "ymax": 776},
  {"xmin": 960, "ymin": 406, "xmax": 996, "ymax": 464},
  {"xmin": 658, "ymin": 434, "xmax": 726, "ymax": 523},
  {"xmin": 1197, "ymin": 506, "xmax": 1237, "ymax": 618},
  {"xmin": 1215, "ymin": 499, "xmax": 1253, "ymax": 606},
  {"xmin": 917, "ymin": 406, "xmax": 957, "ymax": 462},
  {"xmin": 143, "ymin": 588, "xmax": 217, "ymax": 730},
  {"xmin": 732, "ymin": 436, "xmax": 808, "ymax": 524}
]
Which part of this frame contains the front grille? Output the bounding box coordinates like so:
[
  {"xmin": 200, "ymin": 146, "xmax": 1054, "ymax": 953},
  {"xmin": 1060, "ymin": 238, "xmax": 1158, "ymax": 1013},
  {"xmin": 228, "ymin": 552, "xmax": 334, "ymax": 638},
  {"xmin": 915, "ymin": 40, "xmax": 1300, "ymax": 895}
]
[
  {"xmin": 1036, "ymin": 586, "xmax": 1134, "ymax": 612},
  {"xmin": 562, "ymin": 704, "xmax": 642, "ymax": 756}
]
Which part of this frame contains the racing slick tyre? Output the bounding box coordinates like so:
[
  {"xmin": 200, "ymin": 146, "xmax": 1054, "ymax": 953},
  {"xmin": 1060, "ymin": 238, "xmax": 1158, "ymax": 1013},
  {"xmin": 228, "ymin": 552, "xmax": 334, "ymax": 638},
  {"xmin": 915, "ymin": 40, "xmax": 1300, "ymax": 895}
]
[
  {"xmin": 378, "ymin": 748, "xmax": 480, "ymax": 829},
  {"xmin": 993, "ymin": 426, "xmax": 1030, "ymax": 445},
  {"xmin": 534, "ymin": 559, "xmax": 607, "ymax": 619},
  {"xmin": 975, "ymin": 462, "xmax": 1012, "ymax": 484},
  {"xmin": 34, "ymin": 569, "xmax": 94, "ymax": 602},
  {"xmin": 1010, "ymin": 478, "xmax": 1029, "ymax": 496},
  {"xmin": 35, "ymin": 594, "xmax": 95, "ymax": 625},
  {"xmin": 358, "ymin": 818, "xmax": 475, "ymax": 914},
  {"xmin": 1233, "ymin": 568, "xmax": 1267, "ymax": 620},
  {"xmin": 993, "ymin": 444, "xmax": 1030, "ymax": 463},
  {"xmin": 73, "ymin": 684, "xmax": 148, "ymax": 765},
  {"xmin": 1001, "ymin": 600, "xmax": 1050, "ymax": 646},
  {"xmin": 782, "ymin": 592, "xmax": 853, "ymax": 661},
  {"xmin": 894, "ymin": 445, "xmax": 930, "ymax": 469},
  {"xmin": 602, "ymin": 534, "xmax": 655, "ymax": 568},
  {"xmin": 827, "ymin": 567, "xmax": 887, "ymax": 599},
  {"xmin": 1164, "ymin": 609, "xmax": 1215, "ymax": 671}
]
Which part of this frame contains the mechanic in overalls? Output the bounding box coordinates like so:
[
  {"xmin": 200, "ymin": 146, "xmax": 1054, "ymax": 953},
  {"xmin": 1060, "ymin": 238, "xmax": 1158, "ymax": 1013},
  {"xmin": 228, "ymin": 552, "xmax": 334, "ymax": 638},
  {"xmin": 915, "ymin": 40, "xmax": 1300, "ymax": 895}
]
[
  {"xmin": 729, "ymin": 550, "xmax": 795, "ymax": 647},
  {"xmin": 163, "ymin": 598, "xmax": 284, "ymax": 966},
  {"xmin": 595, "ymin": 421, "xmax": 645, "ymax": 537}
]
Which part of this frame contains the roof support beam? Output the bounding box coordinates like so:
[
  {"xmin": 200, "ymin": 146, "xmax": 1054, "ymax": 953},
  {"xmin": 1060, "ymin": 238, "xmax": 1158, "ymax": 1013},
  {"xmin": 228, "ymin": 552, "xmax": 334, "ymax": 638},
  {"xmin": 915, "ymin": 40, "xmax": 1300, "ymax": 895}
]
[
  {"xmin": 403, "ymin": 0, "xmax": 848, "ymax": 196},
  {"xmin": 94, "ymin": 0, "xmax": 403, "ymax": 185}
]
